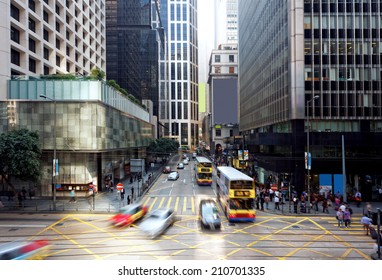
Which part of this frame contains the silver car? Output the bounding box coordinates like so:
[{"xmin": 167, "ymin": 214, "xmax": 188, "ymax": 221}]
[
  {"xmin": 168, "ymin": 171, "xmax": 179, "ymax": 180},
  {"xmin": 139, "ymin": 208, "xmax": 176, "ymax": 239}
]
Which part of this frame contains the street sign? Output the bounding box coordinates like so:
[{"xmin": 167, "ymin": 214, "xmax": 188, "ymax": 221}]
[{"xmin": 116, "ymin": 183, "xmax": 123, "ymax": 191}]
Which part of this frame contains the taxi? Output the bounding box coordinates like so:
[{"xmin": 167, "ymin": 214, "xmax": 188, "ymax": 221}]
[{"xmin": 110, "ymin": 203, "xmax": 148, "ymax": 227}]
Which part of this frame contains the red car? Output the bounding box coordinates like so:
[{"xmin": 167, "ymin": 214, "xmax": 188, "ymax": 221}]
[
  {"xmin": 110, "ymin": 203, "xmax": 148, "ymax": 227},
  {"xmin": 163, "ymin": 166, "xmax": 171, "ymax": 174}
]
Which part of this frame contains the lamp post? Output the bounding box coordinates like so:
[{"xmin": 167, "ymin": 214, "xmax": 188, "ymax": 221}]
[
  {"xmin": 40, "ymin": 94, "xmax": 57, "ymax": 211},
  {"xmin": 306, "ymin": 95, "xmax": 319, "ymax": 213}
]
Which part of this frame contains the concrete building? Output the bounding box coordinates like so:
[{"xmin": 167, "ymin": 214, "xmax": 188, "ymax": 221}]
[
  {"xmin": 158, "ymin": 0, "xmax": 199, "ymax": 150},
  {"xmin": 207, "ymin": 43, "xmax": 239, "ymax": 164},
  {"xmin": 238, "ymin": 0, "xmax": 382, "ymax": 201}
]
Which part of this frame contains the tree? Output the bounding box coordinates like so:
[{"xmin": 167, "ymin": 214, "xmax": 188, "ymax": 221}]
[
  {"xmin": 90, "ymin": 67, "xmax": 106, "ymax": 81},
  {"xmin": 147, "ymin": 138, "xmax": 179, "ymax": 156},
  {"xmin": 0, "ymin": 129, "xmax": 42, "ymax": 190}
]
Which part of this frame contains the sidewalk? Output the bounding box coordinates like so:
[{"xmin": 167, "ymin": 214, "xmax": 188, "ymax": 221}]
[
  {"xmin": 0, "ymin": 161, "xmax": 166, "ymax": 214},
  {"xmin": 258, "ymin": 199, "xmax": 382, "ymax": 217}
]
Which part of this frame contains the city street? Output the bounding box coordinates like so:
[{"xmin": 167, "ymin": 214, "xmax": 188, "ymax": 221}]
[{"xmin": 0, "ymin": 157, "xmax": 377, "ymax": 260}]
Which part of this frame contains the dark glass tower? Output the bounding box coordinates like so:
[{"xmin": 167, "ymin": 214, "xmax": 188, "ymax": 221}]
[{"xmin": 106, "ymin": 0, "xmax": 164, "ymax": 116}]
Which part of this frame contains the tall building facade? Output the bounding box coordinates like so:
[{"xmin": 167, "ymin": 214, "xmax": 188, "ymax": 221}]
[
  {"xmin": 105, "ymin": 0, "xmax": 165, "ymax": 117},
  {"xmin": 1, "ymin": 0, "xmax": 106, "ymax": 99},
  {"xmin": 159, "ymin": 0, "xmax": 199, "ymax": 149},
  {"xmin": 239, "ymin": 0, "xmax": 382, "ymax": 200}
]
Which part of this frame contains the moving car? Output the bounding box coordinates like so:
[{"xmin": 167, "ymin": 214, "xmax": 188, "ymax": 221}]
[
  {"xmin": 163, "ymin": 166, "xmax": 171, "ymax": 174},
  {"xmin": 183, "ymin": 159, "xmax": 189, "ymax": 165},
  {"xmin": 110, "ymin": 203, "xmax": 148, "ymax": 227},
  {"xmin": 177, "ymin": 162, "xmax": 184, "ymax": 169},
  {"xmin": 199, "ymin": 199, "xmax": 221, "ymax": 230},
  {"xmin": 168, "ymin": 171, "xmax": 179, "ymax": 181},
  {"xmin": 0, "ymin": 240, "xmax": 50, "ymax": 260},
  {"xmin": 139, "ymin": 208, "xmax": 176, "ymax": 239}
]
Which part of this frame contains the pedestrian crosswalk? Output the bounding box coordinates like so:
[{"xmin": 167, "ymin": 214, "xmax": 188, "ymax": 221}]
[{"xmin": 140, "ymin": 196, "xmax": 201, "ymax": 215}]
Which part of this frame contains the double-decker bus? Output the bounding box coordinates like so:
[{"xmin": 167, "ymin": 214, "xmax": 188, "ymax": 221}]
[
  {"xmin": 194, "ymin": 156, "xmax": 213, "ymax": 186},
  {"xmin": 216, "ymin": 166, "xmax": 255, "ymax": 222}
]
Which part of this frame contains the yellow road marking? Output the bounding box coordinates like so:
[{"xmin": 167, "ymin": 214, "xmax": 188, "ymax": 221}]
[
  {"xmin": 175, "ymin": 197, "xmax": 180, "ymax": 211},
  {"xmin": 167, "ymin": 197, "xmax": 173, "ymax": 209},
  {"xmin": 149, "ymin": 197, "xmax": 158, "ymax": 212},
  {"xmin": 191, "ymin": 197, "xmax": 195, "ymax": 213},
  {"xmin": 183, "ymin": 197, "xmax": 187, "ymax": 212},
  {"xmin": 158, "ymin": 197, "xmax": 165, "ymax": 209}
]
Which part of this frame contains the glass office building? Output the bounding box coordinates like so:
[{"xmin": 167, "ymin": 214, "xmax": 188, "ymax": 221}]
[
  {"xmin": 239, "ymin": 0, "xmax": 382, "ymax": 200},
  {"xmin": 105, "ymin": 0, "xmax": 164, "ymax": 117}
]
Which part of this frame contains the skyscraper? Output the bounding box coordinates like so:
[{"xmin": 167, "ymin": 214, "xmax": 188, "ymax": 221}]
[
  {"xmin": 0, "ymin": 0, "xmax": 106, "ymax": 100},
  {"xmin": 239, "ymin": 0, "xmax": 382, "ymax": 200},
  {"xmin": 105, "ymin": 0, "xmax": 164, "ymax": 117},
  {"xmin": 159, "ymin": 0, "xmax": 199, "ymax": 149}
]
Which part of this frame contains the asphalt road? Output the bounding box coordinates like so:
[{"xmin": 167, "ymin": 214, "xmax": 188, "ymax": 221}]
[{"xmin": 0, "ymin": 157, "xmax": 378, "ymax": 260}]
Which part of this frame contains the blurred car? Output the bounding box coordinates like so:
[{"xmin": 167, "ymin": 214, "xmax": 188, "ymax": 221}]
[
  {"xmin": 139, "ymin": 208, "xmax": 176, "ymax": 239},
  {"xmin": 183, "ymin": 159, "xmax": 189, "ymax": 165},
  {"xmin": 0, "ymin": 240, "xmax": 50, "ymax": 260},
  {"xmin": 199, "ymin": 199, "xmax": 221, "ymax": 230},
  {"xmin": 168, "ymin": 171, "xmax": 179, "ymax": 181},
  {"xmin": 110, "ymin": 203, "xmax": 148, "ymax": 227},
  {"xmin": 192, "ymin": 152, "xmax": 197, "ymax": 159},
  {"xmin": 177, "ymin": 162, "xmax": 184, "ymax": 169},
  {"xmin": 163, "ymin": 166, "xmax": 171, "ymax": 174}
]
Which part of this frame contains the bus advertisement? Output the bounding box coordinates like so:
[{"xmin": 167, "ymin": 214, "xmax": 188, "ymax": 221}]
[
  {"xmin": 194, "ymin": 156, "xmax": 213, "ymax": 186},
  {"xmin": 216, "ymin": 166, "xmax": 256, "ymax": 222}
]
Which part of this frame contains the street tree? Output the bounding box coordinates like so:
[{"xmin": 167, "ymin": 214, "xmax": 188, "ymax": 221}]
[
  {"xmin": 147, "ymin": 138, "xmax": 179, "ymax": 157},
  {"xmin": 0, "ymin": 129, "xmax": 42, "ymax": 191}
]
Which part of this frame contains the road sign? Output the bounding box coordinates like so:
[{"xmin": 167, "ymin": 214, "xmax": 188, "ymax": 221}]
[{"xmin": 116, "ymin": 183, "xmax": 123, "ymax": 191}]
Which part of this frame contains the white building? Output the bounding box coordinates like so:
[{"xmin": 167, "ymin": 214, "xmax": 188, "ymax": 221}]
[{"xmin": 0, "ymin": 0, "xmax": 106, "ymax": 99}]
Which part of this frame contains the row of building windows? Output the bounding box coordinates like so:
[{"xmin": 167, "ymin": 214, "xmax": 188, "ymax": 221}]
[
  {"xmin": 305, "ymin": 41, "xmax": 382, "ymax": 55},
  {"xmin": 304, "ymin": 1, "xmax": 382, "ymax": 14}
]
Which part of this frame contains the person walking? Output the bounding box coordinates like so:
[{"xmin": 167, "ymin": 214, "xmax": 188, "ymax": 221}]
[
  {"xmin": 127, "ymin": 195, "xmax": 131, "ymax": 205},
  {"xmin": 322, "ymin": 199, "xmax": 329, "ymax": 213},
  {"xmin": 366, "ymin": 202, "xmax": 373, "ymax": 218},
  {"xmin": 343, "ymin": 207, "xmax": 352, "ymax": 228},
  {"xmin": 361, "ymin": 215, "xmax": 373, "ymax": 235},
  {"xmin": 355, "ymin": 190, "xmax": 362, "ymax": 207},
  {"xmin": 274, "ymin": 195, "xmax": 280, "ymax": 211},
  {"xmin": 69, "ymin": 189, "xmax": 76, "ymax": 202},
  {"xmin": 336, "ymin": 209, "xmax": 344, "ymax": 228}
]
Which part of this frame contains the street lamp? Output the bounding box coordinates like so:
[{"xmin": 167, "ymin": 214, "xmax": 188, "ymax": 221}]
[
  {"xmin": 40, "ymin": 94, "xmax": 57, "ymax": 211},
  {"xmin": 306, "ymin": 95, "xmax": 319, "ymax": 213}
]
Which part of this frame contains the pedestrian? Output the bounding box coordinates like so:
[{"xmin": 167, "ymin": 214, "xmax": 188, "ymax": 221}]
[
  {"xmin": 69, "ymin": 189, "xmax": 76, "ymax": 202},
  {"xmin": 21, "ymin": 187, "xmax": 27, "ymax": 200},
  {"xmin": 274, "ymin": 195, "xmax": 280, "ymax": 211},
  {"xmin": 109, "ymin": 181, "xmax": 114, "ymax": 193},
  {"xmin": 17, "ymin": 191, "xmax": 23, "ymax": 207},
  {"xmin": 293, "ymin": 196, "xmax": 299, "ymax": 214},
  {"xmin": 343, "ymin": 207, "xmax": 352, "ymax": 228},
  {"xmin": 260, "ymin": 192, "xmax": 265, "ymax": 211},
  {"xmin": 366, "ymin": 202, "xmax": 373, "ymax": 218},
  {"xmin": 336, "ymin": 209, "xmax": 344, "ymax": 228},
  {"xmin": 322, "ymin": 199, "xmax": 329, "ymax": 213},
  {"xmin": 120, "ymin": 188, "xmax": 125, "ymax": 200},
  {"xmin": 264, "ymin": 194, "xmax": 270, "ymax": 210},
  {"xmin": 127, "ymin": 195, "xmax": 131, "ymax": 205},
  {"xmin": 131, "ymin": 187, "xmax": 134, "ymax": 200},
  {"xmin": 28, "ymin": 188, "xmax": 33, "ymax": 200},
  {"xmin": 313, "ymin": 197, "xmax": 319, "ymax": 212},
  {"xmin": 361, "ymin": 215, "xmax": 373, "ymax": 235},
  {"xmin": 355, "ymin": 190, "xmax": 362, "ymax": 207}
]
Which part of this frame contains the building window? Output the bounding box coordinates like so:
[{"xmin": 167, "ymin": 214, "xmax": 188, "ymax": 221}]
[
  {"xmin": 11, "ymin": 27, "xmax": 20, "ymax": 43},
  {"xmin": 56, "ymin": 21, "xmax": 60, "ymax": 32},
  {"xmin": 229, "ymin": 67, "xmax": 235, "ymax": 74},
  {"xmin": 43, "ymin": 29, "xmax": 49, "ymax": 41},
  {"xmin": 29, "ymin": 58, "xmax": 36, "ymax": 73},
  {"xmin": 43, "ymin": 10, "xmax": 49, "ymax": 23},
  {"xmin": 29, "ymin": 0, "xmax": 35, "ymax": 12},
  {"xmin": 56, "ymin": 55, "xmax": 61, "ymax": 67},
  {"xmin": 55, "ymin": 5, "xmax": 60, "ymax": 15},
  {"xmin": 66, "ymin": 46, "xmax": 70, "ymax": 56},
  {"xmin": 215, "ymin": 129, "xmax": 221, "ymax": 137},
  {"xmin": 43, "ymin": 47, "xmax": 49, "ymax": 60},
  {"xmin": 215, "ymin": 55, "xmax": 221, "ymax": 62},
  {"xmin": 44, "ymin": 65, "xmax": 49, "ymax": 75},
  {"xmin": 29, "ymin": 38, "xmax": 36, "ymax": 53},
  {"xmin": 11, "ymin": 4, "xmax": 20, "ymax": 21},
  {"xmin": 29, "ymin": 18, "xmax": 36, "ymax": 32},
  {"xmin": 215, "ymin": 67, "xmax": 221, "ymax": 74},
  {"xmin": 11, "ymin": 49, "xmax": 20, "ymax": 66},
  {"xmin": 229, "ymin": 55, "xmax": 234, "ymax": 62},
  {"xmin": 56, "ymin": 39, "xmax": 60, "ymax": 50}
]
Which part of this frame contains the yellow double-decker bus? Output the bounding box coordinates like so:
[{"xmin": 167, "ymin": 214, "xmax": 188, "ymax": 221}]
[
  {"xmin": 216, "ymin": 166, "xmax": 256, "ymax": 222},
  {"xmin": 194, "ymin": 156, "xmax": 213, "ymax": 186}
]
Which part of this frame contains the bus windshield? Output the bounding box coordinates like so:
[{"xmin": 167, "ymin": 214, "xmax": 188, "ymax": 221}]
[{"xmin": 230, "ymin": 180, "xmax": 253, "ymax": 189}]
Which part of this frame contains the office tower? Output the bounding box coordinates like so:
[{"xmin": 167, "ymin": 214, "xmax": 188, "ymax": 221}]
[
  {"xmin": 239, "ymin": 0, "xmax": 382, "ymax": 200},
  {"xmin": 1, "ymin": 0, "xmax": 106, "ymax": 99},
  {"xmin": 158, "ymin": 0, "xmax": 199, "ymax": 150},
  {"xmin": 105, "ymin": 0, "xmax": 164, "ymax": 117}
]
